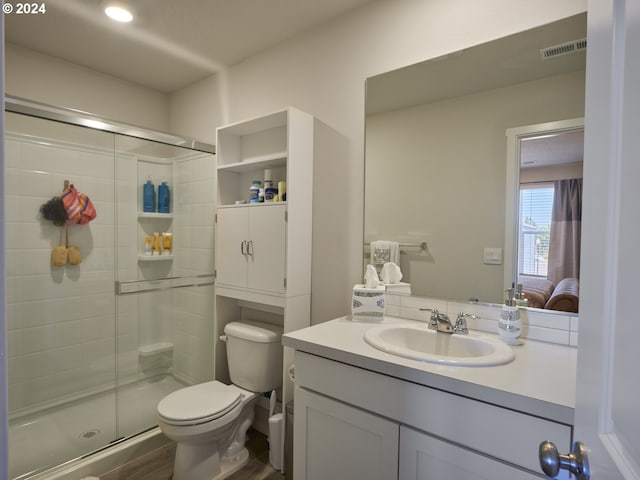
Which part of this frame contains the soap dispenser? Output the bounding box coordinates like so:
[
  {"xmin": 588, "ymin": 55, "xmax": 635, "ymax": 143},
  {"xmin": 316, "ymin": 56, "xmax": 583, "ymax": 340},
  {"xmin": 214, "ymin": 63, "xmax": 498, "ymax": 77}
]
[
  {"xmin": 514, "ymin": 283, "xmax": 529, "ymax": 307},
  {"xmin": 499, "ymin": 288, "xmax": 521, "ymax": 345}
]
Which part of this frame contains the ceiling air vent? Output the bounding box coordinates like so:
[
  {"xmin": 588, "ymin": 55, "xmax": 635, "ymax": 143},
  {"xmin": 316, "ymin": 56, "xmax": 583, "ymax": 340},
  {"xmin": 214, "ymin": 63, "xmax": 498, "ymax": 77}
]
[{"xmin": 540, "ymin": 38, "xmax": 587, "ymax": 60}]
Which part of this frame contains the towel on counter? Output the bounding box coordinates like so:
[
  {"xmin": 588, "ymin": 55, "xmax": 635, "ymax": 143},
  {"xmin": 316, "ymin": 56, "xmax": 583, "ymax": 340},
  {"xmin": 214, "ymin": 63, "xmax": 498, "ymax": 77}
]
[{"xmin": 370, "ymin": 240, "xmax": 400, "ymax": 270}]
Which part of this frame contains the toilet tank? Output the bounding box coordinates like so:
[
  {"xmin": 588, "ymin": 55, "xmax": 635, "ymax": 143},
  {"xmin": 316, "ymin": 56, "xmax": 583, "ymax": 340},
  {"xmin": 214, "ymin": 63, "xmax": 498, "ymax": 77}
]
[{"xmin": 224, "ymin": 320, "xmax": 283, "ymax": 392}]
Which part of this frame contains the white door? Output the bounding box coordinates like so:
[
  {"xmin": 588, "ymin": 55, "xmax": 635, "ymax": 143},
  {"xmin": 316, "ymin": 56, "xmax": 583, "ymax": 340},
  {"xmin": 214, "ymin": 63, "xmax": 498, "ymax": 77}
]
[
  {"xmin": 247, "ymin": 204, "xmax": 286, "ymax": 293},
  {"xmin": 215, "ymin": 207, "xmax": 248, "ymax": 288},
  {"xmin": 543, "ymin": 1, "xmax": 640, "ymax": 478}
]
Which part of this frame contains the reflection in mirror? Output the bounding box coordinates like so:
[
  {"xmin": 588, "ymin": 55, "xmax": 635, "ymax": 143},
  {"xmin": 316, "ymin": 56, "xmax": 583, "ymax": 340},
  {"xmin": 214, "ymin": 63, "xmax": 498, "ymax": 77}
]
[
  {"xmin": 506, "ymin": 119, "xmax": 583, "ymax": 312},
  {"xmin": 364, "ymin": 13, "xmax": 586, "ymax": 308}
]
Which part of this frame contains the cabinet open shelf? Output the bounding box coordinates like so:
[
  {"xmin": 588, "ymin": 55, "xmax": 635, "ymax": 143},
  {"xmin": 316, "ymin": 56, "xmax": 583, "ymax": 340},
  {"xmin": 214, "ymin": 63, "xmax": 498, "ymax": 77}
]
[
  {"xmin": 219, "ymin": 201, "xmax": 286, "ymax": 209},
  {"xmin": 138, "ymin": 254, "xmax": 173, "ymax": 262},
  {"xmin": 217, "ymin": 152, "xmax": 287, "ymax": 173}
]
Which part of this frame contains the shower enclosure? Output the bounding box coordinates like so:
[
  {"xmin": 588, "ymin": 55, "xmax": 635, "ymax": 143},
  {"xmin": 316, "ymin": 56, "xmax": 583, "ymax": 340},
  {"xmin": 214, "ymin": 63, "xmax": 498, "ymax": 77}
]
[{"xmin": 4, "ymin": 98, "xmax": 216, "ymax": 479}]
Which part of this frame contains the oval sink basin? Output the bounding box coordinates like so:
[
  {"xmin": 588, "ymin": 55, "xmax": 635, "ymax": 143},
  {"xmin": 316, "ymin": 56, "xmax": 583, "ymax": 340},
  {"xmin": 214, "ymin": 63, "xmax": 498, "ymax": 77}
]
[{"xmin": 364, "ymin": 323, "xmax": 515, "ymax": 366}]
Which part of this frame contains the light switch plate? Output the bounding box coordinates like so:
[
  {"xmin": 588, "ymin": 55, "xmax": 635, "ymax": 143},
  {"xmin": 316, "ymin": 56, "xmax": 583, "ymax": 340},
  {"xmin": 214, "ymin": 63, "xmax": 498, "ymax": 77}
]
[{"xmin": 483, "ymin": 247, "xmax": 502, "ymax": 265}]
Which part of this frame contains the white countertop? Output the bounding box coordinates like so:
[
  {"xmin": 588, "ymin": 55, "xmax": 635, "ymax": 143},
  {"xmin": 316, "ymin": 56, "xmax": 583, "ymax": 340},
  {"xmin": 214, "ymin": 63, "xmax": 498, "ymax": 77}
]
[{"xmin": 283, "ymin": 316, "xmax": 577, "ymax": 425}]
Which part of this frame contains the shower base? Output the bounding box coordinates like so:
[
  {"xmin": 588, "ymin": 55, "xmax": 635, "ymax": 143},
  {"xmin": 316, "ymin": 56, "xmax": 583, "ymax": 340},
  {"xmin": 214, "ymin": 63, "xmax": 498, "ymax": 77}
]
[{"xmin": 9, "ymin": 374, "xmax": 187, "ymax": 479}]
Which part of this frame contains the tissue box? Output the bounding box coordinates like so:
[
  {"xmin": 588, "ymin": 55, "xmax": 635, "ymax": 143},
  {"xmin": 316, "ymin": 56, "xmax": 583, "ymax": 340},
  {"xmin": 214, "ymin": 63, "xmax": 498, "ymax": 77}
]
[
  {"xmin": 352, "ymin": 284, "xmax": 386, "ymax": 321},
  {"xmin": 384, "ymin": 282, "xmax": 412, "ymax": 295}
]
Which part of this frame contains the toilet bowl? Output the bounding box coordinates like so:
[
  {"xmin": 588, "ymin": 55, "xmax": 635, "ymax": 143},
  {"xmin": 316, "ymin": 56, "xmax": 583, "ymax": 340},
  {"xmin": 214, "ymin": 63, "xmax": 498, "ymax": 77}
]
[
  {"xmin": 156, "ymin": 320, "xmax": 283, "ymax": 480},
  {"xmin": 157, "ymin": 381, "xmax": 256, "ymax": 480}
]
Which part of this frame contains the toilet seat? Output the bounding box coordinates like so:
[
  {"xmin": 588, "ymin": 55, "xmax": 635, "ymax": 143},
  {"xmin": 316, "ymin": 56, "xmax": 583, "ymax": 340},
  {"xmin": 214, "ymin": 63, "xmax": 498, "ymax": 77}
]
[{"xmin": 158, "ymin": 381, "xmax": 243, "ymax": 426}]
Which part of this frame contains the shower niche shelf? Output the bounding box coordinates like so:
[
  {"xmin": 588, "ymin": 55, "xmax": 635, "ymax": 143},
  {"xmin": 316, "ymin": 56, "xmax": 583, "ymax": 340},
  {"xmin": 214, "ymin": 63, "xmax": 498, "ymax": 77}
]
[
  {"xmin": 138, "ymin": 255, "xmax": 173, "ymax": 262},
  {"xmin": 138, "ymin": 212, "xmax": 174, "ymax": 220},
  {"xmin": 137, "ymin": 213, "xmax": 173, "ymax": 258}
]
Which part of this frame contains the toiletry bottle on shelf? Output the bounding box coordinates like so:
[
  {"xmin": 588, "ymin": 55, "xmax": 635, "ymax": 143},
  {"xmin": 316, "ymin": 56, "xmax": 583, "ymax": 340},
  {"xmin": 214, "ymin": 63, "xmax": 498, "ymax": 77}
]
[
  {"xmin": 498, "ymin": 288, "xmax": 521, "ymax": 345},
  {"xmin": 278, "ymin": 181, "xmax": 286, "ymax": 202},
  {"xmin": 264, "ymin": 169, "xmax": 277, "ymax": 202},
  {"xmin": 144, "ymin": 236, "xmax": 153, "ymax": 256},
  {"xmin": 143, "ymin": 178, "xmax": 155, "ymax": 212},
  {"xmin": 249, "ymin": 180, "xmax": 262, "ymax": 203},
  {"xmin": 152, "ymin": 232, "xmax": 161, "ymax": 255},
  {"xmin": 158, "ymin": 180, "xmax": 170, "ymax": 213}
]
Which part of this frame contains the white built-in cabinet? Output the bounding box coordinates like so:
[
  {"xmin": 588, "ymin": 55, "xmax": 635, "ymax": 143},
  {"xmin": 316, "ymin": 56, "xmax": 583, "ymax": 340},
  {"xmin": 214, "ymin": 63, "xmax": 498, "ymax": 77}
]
[
  {"xmin": 294, "ymin": 351, "xmax": 571, "ymax": 480},
  {"xmin": 214, "ymin": 107, "xmax": 316, "ymax": 470},
  {"xmin": 215, "ymin": 204, "xmax": 286, "ymax": 294}
]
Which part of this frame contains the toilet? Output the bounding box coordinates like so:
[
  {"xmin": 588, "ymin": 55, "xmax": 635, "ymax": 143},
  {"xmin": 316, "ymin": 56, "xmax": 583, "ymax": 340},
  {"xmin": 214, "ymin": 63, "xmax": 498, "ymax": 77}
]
[{"xmin": 157, "ymin": 320, "xmax": 283, "ymax": 480}]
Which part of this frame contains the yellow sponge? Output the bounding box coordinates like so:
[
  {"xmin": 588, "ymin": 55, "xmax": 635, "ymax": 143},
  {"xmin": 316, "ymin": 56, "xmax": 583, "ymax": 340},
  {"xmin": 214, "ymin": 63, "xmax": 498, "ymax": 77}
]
[{"xmin": 51, "ymin": 246, "xmax": 68, "ymax": 267}]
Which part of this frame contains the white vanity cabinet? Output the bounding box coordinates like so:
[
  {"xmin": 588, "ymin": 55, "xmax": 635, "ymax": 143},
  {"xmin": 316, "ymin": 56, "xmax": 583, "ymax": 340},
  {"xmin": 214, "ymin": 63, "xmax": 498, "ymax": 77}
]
[
  {"xmin": 399, "ymin": 426, "xmax": 541, "ymax": 479},
  {"xmin": 215, "ymin": 203, "xmax": 286, "ymax": 294},
  {"xmin": 295, "ymin": 387, "xmax": 399, "ymax": 480},
  {"xmin": 294, "ymin": 350, "xmax": 572, "ymax": 480}
]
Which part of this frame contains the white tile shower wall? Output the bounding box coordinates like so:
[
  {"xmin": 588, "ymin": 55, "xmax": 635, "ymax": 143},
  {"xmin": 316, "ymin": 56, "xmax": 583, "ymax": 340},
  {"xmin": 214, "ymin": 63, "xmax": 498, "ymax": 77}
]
[
  {"xmin": 386, "ymin": 293, "xmax": 578, "ymax": 347},
  {"xmin": 172, "ymin": 153, "xmax": 215, "ymax": 384},
  {"xmin": 5, "ymin": 133, "xmax": 118, "ymax": 415}
]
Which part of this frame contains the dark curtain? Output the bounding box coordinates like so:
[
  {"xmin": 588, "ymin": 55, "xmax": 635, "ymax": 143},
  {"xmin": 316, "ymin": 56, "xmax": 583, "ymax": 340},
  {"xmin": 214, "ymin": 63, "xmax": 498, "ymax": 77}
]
[{"xmin": 548, "ymin": 178, "xmax": 582, "ymax": 283}]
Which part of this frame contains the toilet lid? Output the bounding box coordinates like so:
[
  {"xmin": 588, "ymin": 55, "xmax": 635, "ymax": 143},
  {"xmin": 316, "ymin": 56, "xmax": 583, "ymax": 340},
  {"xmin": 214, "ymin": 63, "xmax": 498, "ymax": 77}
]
[{"xmin": 157, "ymin": 381, "xmax": 243, "ymax": 425}]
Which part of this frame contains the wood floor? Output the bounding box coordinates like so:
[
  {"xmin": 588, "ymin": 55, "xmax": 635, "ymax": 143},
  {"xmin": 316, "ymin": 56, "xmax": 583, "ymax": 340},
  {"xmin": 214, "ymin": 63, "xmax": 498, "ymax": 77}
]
[{"xmin": 101, "ymin": 430, "xmax": 282, "ymax": 480}]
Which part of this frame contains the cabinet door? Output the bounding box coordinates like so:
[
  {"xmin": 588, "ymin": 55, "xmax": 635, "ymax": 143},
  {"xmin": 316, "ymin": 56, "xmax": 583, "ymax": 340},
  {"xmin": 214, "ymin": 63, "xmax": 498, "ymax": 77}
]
[
  {"xmin": 247, "ymin": 204, "xmax": 286, "ymax": 293},
  {"xmin": 294, "ymin": 387, "xmax": 399, "ymax": 480},
  {"xmin": 399, "ymin": 426, "xmax": 541, "ymax": 480},
  {"xmin": 215, "ymin": 207, "xmax": 248, "ymax": 288}
]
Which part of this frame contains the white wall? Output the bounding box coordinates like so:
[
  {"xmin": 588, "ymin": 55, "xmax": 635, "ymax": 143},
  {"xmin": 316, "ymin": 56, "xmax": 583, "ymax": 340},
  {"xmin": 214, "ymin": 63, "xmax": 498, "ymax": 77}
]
[
  {"xmin": 212, "ymin": 0, "xmax": 588, "ymax": 322},
  {"xmin": 5, "ymin": 44, "xmax": 170, "ymax": 132},
  {"xmin": 169, "ymin": 75, "xmax": 226, "ymax": 144}
]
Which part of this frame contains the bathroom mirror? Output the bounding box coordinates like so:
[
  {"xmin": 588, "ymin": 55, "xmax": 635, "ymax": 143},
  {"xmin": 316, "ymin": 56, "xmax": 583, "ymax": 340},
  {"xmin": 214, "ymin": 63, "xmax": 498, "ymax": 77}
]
[{"xmin": 364, "ymin": 13, "xmax": 586, "ymax": 307}]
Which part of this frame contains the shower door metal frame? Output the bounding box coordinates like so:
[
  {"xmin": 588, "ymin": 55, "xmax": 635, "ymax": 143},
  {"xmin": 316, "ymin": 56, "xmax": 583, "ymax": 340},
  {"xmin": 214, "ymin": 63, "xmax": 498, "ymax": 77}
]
[{"xmin": 5, "ymin": 96, "xmax": 215, "ymax": 154}]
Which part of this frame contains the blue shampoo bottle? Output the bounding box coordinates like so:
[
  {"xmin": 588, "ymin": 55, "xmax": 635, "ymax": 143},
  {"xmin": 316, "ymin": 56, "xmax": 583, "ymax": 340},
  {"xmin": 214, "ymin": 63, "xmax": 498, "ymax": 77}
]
[
  {"xmin": 158, "ymin": 180, "xmax": 170, "ymax": 213},
  {"xmin": 143, "ymin": 178, "xmax": 155, "ymax": 212}
]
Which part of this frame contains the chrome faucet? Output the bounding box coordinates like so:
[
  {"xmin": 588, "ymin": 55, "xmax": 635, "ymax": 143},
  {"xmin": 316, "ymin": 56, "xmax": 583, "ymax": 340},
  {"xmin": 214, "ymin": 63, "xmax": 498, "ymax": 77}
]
[
  {"xmin": 420, "ymin": 308, "xmax": 476, "ymax": 334},
  {"xmin": 421, "ymin": 308, "xmax": 454, "ymax": 333}
]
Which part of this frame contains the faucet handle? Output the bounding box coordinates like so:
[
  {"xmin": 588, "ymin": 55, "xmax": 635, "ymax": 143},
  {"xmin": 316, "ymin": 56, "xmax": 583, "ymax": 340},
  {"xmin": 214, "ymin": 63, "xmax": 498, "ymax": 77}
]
[
  {"xmin": 420, "ymin": 307, "xmax": 439, "ymax": 329},
  {"xmin": 454, "ymin": 312, "xmax": 477, "ymax": 334}
]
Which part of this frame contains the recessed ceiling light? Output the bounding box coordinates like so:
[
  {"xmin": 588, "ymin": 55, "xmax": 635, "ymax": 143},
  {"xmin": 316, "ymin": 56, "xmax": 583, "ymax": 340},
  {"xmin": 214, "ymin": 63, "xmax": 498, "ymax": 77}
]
[{"xmin": 104, "ymin": 3, "xmax": 133, "ymax": 23}]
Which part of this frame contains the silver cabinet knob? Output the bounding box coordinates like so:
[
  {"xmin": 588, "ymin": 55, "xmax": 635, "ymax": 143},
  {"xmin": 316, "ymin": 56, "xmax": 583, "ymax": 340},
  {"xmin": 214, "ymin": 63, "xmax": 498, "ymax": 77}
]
[{"xmin": 539, "ymin": 441, "xmax": 590, "ymax": 480}]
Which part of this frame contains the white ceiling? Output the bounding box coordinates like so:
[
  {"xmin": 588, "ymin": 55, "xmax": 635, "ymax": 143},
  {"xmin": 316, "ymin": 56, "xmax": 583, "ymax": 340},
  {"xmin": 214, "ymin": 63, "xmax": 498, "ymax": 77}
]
[
  {"xmin": 365, "ymin": 13, "xmax": 587, "ymax": 115},
  {"xmin": 521, "ymin": 130, "xmax": 584, "ymax": 169},
  {"xmin": 364, "ymin": 13, "xmax": 586, "ymax": 169},
  {"xmin": 4, "ymin": 0, "xmax": 377, "ymax": 93}
]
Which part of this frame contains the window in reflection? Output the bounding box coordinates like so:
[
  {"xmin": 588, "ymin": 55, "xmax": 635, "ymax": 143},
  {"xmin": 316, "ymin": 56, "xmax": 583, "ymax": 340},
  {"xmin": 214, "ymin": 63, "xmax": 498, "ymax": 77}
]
[{"xmin": 519, "ymin": 184, "xmax": 554, "ymax": 277}]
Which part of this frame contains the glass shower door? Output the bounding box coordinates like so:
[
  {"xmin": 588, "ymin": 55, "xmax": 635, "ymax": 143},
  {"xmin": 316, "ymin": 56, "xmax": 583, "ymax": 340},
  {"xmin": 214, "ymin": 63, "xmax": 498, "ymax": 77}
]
[
  {"xmin": 113, "ymin": 134, "xmax": 215, "ymax": 440},
  {"xmin": 5, "ymin": 112, "xmax": 118, "ymax": 478},
  {"xmin": 4, "ymin": 106, "xmax": 215, "ymax": 479}
]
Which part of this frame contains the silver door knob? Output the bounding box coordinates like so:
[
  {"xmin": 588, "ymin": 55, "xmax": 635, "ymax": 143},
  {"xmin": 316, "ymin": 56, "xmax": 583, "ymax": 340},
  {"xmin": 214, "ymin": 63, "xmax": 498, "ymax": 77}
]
[{"xmin": 539, "ymin": 441, "xmax": 590, "ymax": 480}]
